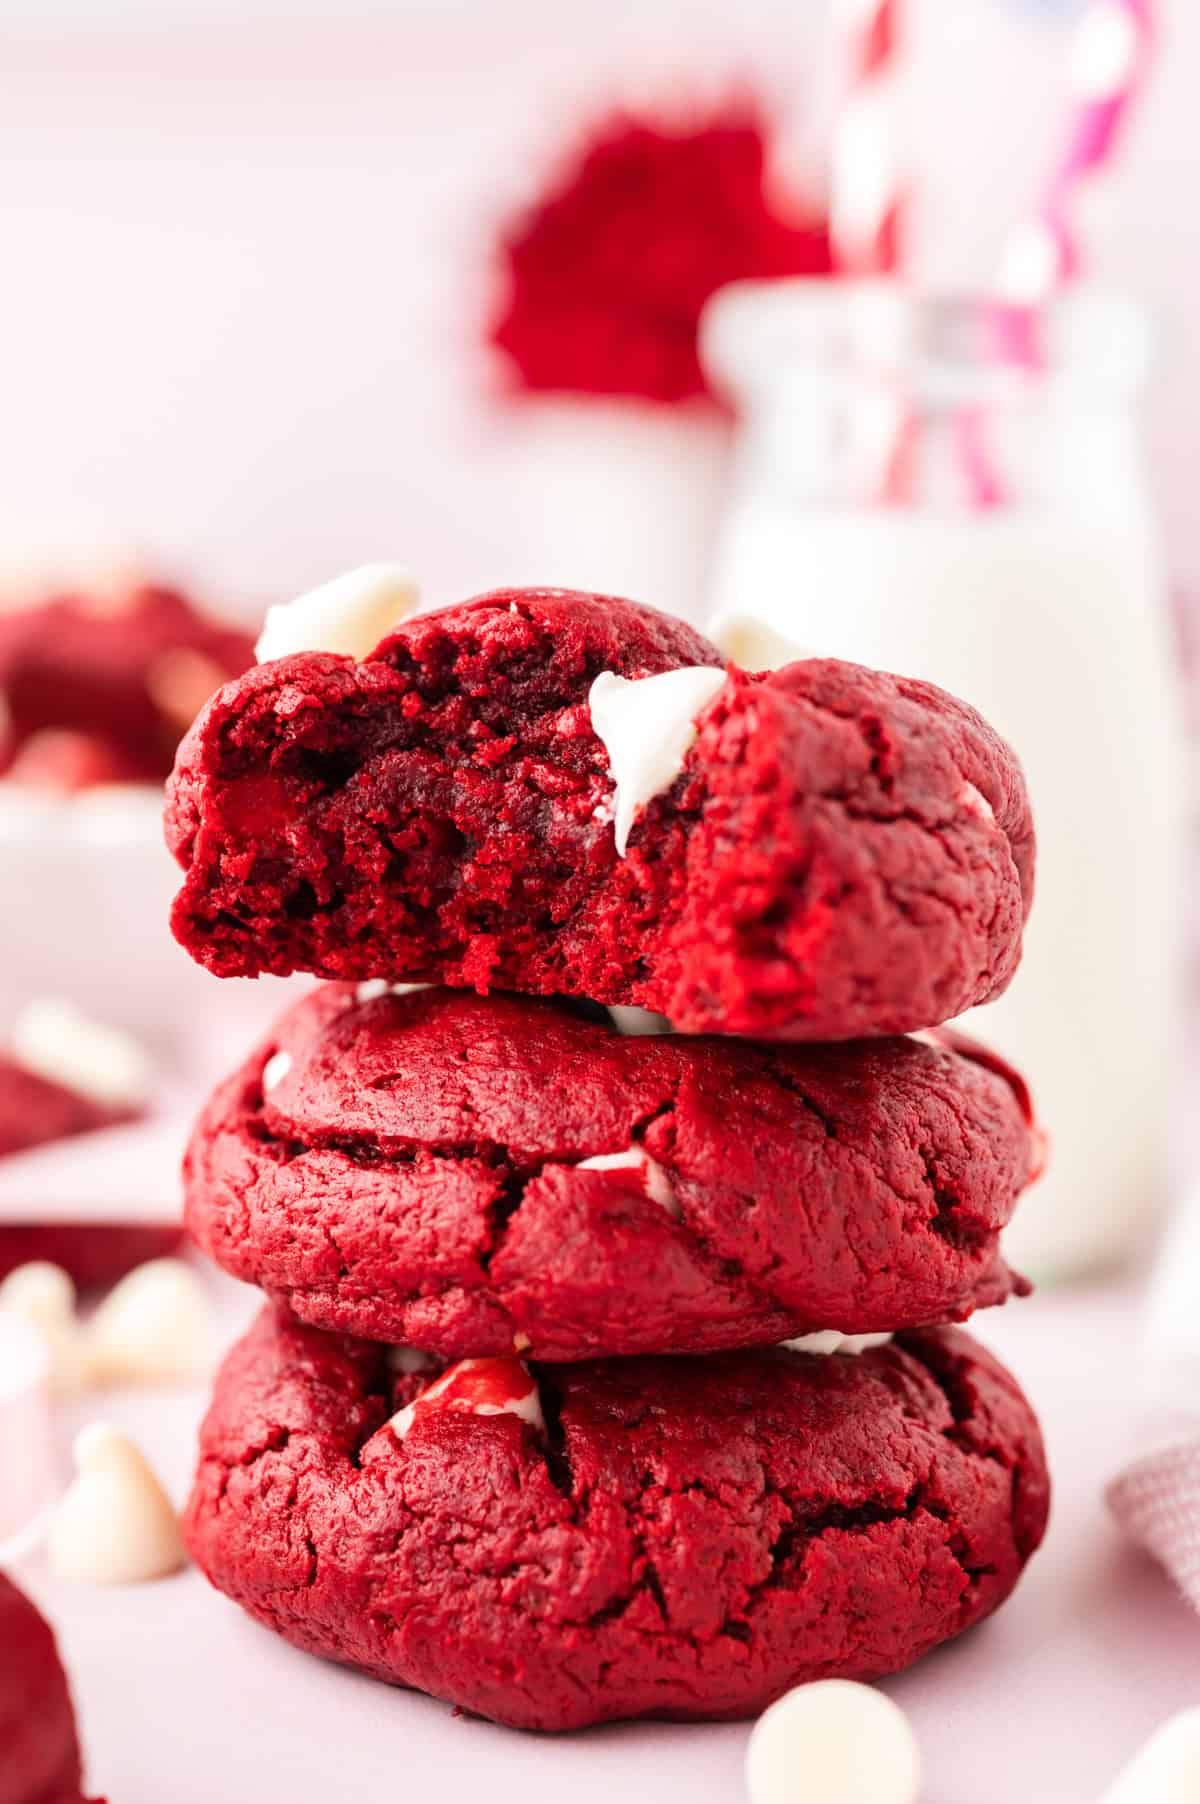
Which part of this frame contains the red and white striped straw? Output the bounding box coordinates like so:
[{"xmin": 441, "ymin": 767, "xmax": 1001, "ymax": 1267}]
[
  {"xmin": 830, "ymin": 0, "xmax": 903, "ymax": 276},
  {"xmin": 829, "ymin": 0, "xmax": 910, "ymax": 501},
  {"xmin": 998, "ymin": 0, "xmax": 1154, "ymax": 317},
  {"xmin": 969, "ymin": 0, "xmax": 1155, "ymax": 500}
]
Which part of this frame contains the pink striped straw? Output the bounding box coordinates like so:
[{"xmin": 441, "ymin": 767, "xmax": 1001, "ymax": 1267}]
[
  {"xmin": 960, "ymin": 3, "xmax": 1147, "ymax": 508},
  {"xmin": 829, "ymin": 0, "xmax": 911, "ymax": 502},
  {"xmin": 830, "ymin": 0, "xmax": 903, "ymax": 276},
  {"xmin": 964, "ymin": 0, "xmax": 1155, "ymax": 504},
  {"xmin": 997, "ymin": 0, "xmax": 1154, "ymax": 347}
]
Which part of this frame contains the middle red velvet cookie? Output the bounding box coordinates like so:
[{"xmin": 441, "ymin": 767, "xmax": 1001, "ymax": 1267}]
[{"xmin": 185, "ymin": 984, "xmax": 1041, "ymax": 1361}]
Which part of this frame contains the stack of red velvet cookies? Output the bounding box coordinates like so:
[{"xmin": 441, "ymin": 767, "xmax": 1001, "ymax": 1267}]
[{"xmin": 168, "ymin": 586, "xmax": 1049, "ymax": 1733}]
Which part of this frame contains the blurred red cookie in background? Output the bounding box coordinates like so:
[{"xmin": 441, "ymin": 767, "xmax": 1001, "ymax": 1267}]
[
  {"xmin": 0, "ymin": 1005, "xmax": 183, "ymax": 1289},
  {"xmin": 0, "ymin": 1571, "xmax": 101, "ymax": 1803},
  {"xmin": 0, "ymin": 580, "xmax": 254, "ymax": 787}
]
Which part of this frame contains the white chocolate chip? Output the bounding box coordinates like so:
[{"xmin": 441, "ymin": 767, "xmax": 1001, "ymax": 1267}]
[
  {"xmin": 1099, "ymin": 1710, "xmax": 1200, "ymax": 1803},
  {"xmin": 10, "ymin": 998, "xmax": 151, "ymax": 1112},
  {"xmin": 389, "ymin": 1357, "xmax": 543, "ymax": 1440},
  {"xmin": 708, "ymin": 612, "xmax": 811, "ymax": 672},
  {"xmin": 0, "ymin": 1262, "xmax": 84, "ymax": 1393},
  {"xmin": 261, "ymin": 1049, "xmax": 292, "ymax": 1093},
  {"xmin": 47, "ymin": 1422, "xmax": 187, "ymax": 1585},
  {"xmin": 588, "ymin": 666, "xmax": 726, "ymax": 857},
  {"xmin": 606, "ymin": 1005, "xmax": 674, "ymax": 1037},
  {"xmin": 780, "ymin": 1331, "xmax": 893, "ymax": 1357},
  {"xmin": 576, "ymin": 1147, "xmax": 681, "ymax": 1219},
  {"xmin": 255, "ymin": 564, "xmax": 418, "ymax": 663},
  {"xmin": 746, "ymin": 1680, "xmax": 921, "ymax": 1804},
  {"xmin": 354, "ymin": 980, "xmax": 431, "ymax": 1004},
  {"xmin": 960, "ymin": 781, "xmax": 995, "ymax": 823},
  {"xmin": 84, "ymin": 1259, "xmax": 211, "ymax": 1387}
]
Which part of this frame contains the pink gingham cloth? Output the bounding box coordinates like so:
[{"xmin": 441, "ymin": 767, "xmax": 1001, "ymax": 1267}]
[
  {"xmin": 1108, "ymin": 1440, "xmax": 1200, "ymax": 1610},
  {"xmin": 1107, "ymin": 1190, "xmax": 1200, "ymax": 1606}
]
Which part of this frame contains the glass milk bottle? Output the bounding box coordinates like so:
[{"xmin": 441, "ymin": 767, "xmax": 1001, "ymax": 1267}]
[{"xmin": 701, "ymin": 281, "xmax": 1189, "ymax": 1279}]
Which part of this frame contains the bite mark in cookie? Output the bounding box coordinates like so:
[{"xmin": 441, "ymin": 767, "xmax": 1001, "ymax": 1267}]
[{"xmin": 165, "ymin": 587, "xmax": 1034, "ymax": 1041}]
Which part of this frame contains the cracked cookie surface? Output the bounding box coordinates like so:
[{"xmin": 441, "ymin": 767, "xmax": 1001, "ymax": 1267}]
[
  {"xmin": 185, "ymin": 1307, "xmax": 1050, "ymax": 1731},
  {"xmin": 165, "ymin": 588, "xmax": 1033, "ymax": 1040},
  {"xmin": 184, "ymin": 985, "xmax": 1040, "ymax": 1359}
]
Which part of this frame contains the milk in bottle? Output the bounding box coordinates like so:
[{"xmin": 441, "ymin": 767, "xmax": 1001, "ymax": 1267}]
[{"xmin": 702, "ymin": 282, "xmax": 1188, "ymax": 1277}]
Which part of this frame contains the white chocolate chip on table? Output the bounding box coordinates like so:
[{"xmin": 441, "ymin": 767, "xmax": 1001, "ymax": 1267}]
[
  {"xmin": 0, "ymin": 1262, "xmax": 85, "ymax": 1393},
  {"xmin": 587, "ymin": 665, "xmax": 727, "ymax": 857},
  {"xmin": 85, "ymin": 1258, "xmax": 212, "ymax": 1387},
  {"xmin": 1, "ymin": 1258, "xmax": 212, "ymax": 1392},
  {"xmin": 746, "ymin": 1680, "xmax": 921, "ymax": 1804},
  {"xmin": 1099, "ymin": 1710, "xmax": 1200, "ymax": 1803},
  {"xmin": 47, "ymin": 1422, "xmax": 187, "ymax": 1584},
  {"xmin": 576, "ymin": 1147, "xmax": 681, "ymax": 1218},
  {"xmin": 255, "ymin": 563, "xmax": 419, "ymax": 663},
  {"xmin": 10, "ymin": 997, "xmax": 151, "ymax": 1111}
]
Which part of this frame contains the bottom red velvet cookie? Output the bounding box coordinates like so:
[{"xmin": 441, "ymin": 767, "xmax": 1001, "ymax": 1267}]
[
  {"xmin": 0, "ymin": 1573, "xmax": 97, "ymax": 1804},
  {"xmin": 186, "ymin": 1309, "xmax": 1049, "ymax": 1732}
]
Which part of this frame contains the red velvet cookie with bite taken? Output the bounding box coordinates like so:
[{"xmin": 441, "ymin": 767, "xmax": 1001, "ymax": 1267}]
[
  {"xmin": 164, "ymin": 587, "xmax": 1033, "ymax": 1041},
  {"xmin": 185, "ymin": 1307, "xmax": 1050, "ymax": 1732},
  {"xmin": 183, "ymin": 984, "xmax": 1039, "ymax": 1361}
]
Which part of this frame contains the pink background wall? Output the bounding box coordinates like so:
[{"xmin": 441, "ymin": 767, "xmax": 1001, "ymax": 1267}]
[{"xmin": 0, "ymin": 0, "xmax": 1195, "ymax": 614}]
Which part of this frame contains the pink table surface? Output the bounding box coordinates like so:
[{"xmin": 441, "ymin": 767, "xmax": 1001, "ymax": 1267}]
[{"xmin": 13, "ymin": 1274, "xmax": 1200, "ymax": 1804}]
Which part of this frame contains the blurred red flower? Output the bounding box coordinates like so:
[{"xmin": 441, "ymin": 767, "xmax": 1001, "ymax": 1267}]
[{"xmin": 490, "ymin": 105, "xmax": 832, "ymax": 405}]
